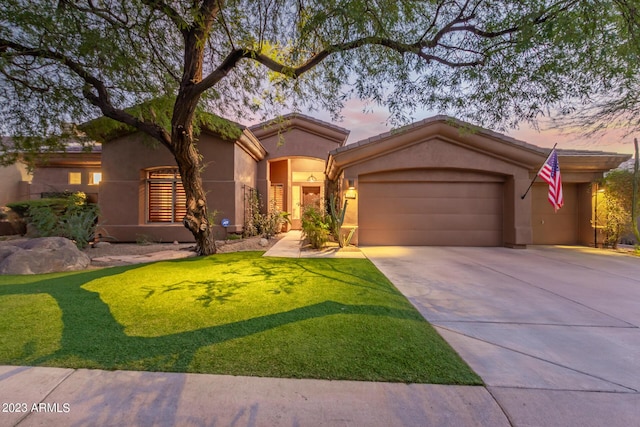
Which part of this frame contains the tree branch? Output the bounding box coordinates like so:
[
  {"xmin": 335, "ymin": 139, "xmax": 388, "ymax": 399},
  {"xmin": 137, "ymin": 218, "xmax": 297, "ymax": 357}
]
[
  {"xmin": 1, "ymin": 38, "xmax": 172, "ymax": 148},
  {"xmin": 196, "ymin": 1, "xmax": 580, "ymax": 92},
  {"xmin": 139, "ymin": 0, "xmax": 189, "ymax": 34},
  {"xmin": 0, "ymin": 67, "xmax": 50, "ymax": 93}
]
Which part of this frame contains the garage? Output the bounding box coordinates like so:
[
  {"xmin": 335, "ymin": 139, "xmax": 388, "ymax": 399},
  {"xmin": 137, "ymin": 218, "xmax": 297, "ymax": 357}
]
[
  {"xmin": 358, "ymin": 171, "xmax": 504, "ymax": 246},
  {"xmin": 325, "ymin": 116, "xmax": 630, "ymax": 248}
]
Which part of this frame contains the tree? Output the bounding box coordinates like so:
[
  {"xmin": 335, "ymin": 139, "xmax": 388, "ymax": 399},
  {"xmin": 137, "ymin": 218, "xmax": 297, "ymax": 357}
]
[
  {"xmin": 1, "ymin": 0, "xmax": 636, "ymax": 254},
  {"xmin": 600, "ymin": 169, "xmax": 638, "ymax": 247},
  {"xmin": 549, "ymin": 0, "xmax": 640, "ymax": 136}
]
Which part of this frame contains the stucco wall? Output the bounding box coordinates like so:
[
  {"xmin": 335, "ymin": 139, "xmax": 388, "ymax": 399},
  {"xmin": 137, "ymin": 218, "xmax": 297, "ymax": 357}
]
[
  {"xmin": 30, "ymin": 166, "xmax": 101, "ymax": 202},
  {"xmin": 231, "ymin": 144, "xmax": 259, "ymax": 233},
  {"xmin": 0, "ymin": 162, "xmax": 30, "ymax": 206},
  {"xmin": 259, "ymin": 127, "xmax": 340, "ymax": 162},
  {"xmin": 577, "ymin": 183, "xmax": 594, "ymax": 246},
  {"xmin": 99, "ymin": 131, "xmax": 250, "ymax": 242},
  {"xmin": 256, "ymin": 126, "xmax": 344, "ymax": 207}
]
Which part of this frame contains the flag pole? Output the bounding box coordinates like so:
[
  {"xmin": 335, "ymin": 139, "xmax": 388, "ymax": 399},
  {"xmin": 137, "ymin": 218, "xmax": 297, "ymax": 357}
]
[{"xmin": 520, "ymin": 143, "xmax": 557, "ymax": 200}]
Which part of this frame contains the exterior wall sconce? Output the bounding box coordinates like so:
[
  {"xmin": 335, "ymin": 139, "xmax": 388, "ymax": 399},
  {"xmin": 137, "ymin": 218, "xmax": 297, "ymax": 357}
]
[
  {"xmin": 307, "ymin": 174, "xmax": 317, "ymax": 182},
  {"xmin": 345, "ymin": 179, "xmax": 357, "ymax": 199}
]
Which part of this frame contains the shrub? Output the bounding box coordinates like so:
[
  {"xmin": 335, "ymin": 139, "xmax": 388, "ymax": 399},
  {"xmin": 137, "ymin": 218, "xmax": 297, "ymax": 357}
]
[
  {"xmin": 600, "ymin": 170, "xmax": 637, "ymax": 248},
  {"xmin": 301, "ymin": 204, "xmax": 330, "ymax": 249},
  {"xmin": 7, "ymin": 192, "xmax": 99, "ymax": 249},
  {"xmin": 258, "ymin": 200, "xmax": 290, "ymax": 239},
  {"xmin": 244, "ymin": 191, "xmax": 290, "ymax": 239}
]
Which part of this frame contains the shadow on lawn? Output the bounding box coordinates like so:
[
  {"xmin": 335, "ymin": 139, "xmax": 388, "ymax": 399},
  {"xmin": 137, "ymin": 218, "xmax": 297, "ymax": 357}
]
[{"xmin": 0, "ymin": 261, "xmax": 422, "ymax": 372}]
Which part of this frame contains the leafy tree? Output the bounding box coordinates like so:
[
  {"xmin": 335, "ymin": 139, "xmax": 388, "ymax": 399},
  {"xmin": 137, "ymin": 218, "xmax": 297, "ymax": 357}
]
[
  {"xmin": 549, "ymin": 0, "xmax": 640, "ymax": 136},
  {"xmin": 600, "ymin": 169, "xmax": 639, "ymax": 247},
  {"xmin": 1, "ymin": 0, "xmax": 636, "ymax": 254}
]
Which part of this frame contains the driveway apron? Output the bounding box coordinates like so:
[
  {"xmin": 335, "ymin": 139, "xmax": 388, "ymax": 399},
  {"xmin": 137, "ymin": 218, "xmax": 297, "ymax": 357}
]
[{"xmin": 362, "ymin": 245, "xmax": 640, "ymax": 427}]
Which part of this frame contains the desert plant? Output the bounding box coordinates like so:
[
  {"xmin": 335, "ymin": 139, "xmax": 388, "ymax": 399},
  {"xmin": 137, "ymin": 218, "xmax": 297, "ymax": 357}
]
[
  {"xmin": 244, "ymin": 191, "xmax": 289, "ymax": 239},
  {"xmin": 243, "ymin": 190, "xmax": 261, "ymax": 238},
  {"xmin": 258, "ymin": 200, "xmax": 291, "ymax": 239},
  {"xmin": 7, "ymin": 192, "xmax": 99, "ymax": 248},
  {"xmin": 63, "ymin": 208, "xmax": 100, "ymax": 249},
  {"xmin": 301, "ymin": 205, "xmax": 330, "ymax": 249},
  {"xmin": 328, "ymin": 194, "xmax": 356, "ymax": 248}
]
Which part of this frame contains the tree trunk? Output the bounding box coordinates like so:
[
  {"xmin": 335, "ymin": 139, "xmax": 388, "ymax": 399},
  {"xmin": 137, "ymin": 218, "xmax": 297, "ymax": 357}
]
[
  {"xmin": 172, "ymin": 124, "xmax": 217, "ymax": 256},
  {"xmin": 175, "ymin": 143, "xmax": 217, "ymax": 255},
  {"xmin": 170, "ymin": 9, "xmax": 222, "ymax": 256}
]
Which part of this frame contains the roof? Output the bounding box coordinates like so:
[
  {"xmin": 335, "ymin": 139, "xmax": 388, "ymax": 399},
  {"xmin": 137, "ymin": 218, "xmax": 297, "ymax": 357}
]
[
  {"xmin": 326, "ymin": 115, "xmax": 631, "ymax": 180},
  {"xmin": 1, "ymin": 136, "xmax": 102, "ymax": 154},
  {"xmin": 250, "ymin": 113, "xmax": 350, "ymax": 145}
]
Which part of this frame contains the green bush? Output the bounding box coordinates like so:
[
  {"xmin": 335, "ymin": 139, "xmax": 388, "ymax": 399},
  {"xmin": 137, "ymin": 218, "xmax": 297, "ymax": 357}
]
[
  {"xmin": 600, "ymin": 170, "xmax": 637, "ymax": 248},
  {"xmin": 301, "ymin": 205, "xmax": 330, "ymax": 249},
  {"xmin": 7, "ymin": 192, "xmax": 99, "ymax": 249},
  {"xmin": 244, "ymin": 191, "xmax": 290, "ymax": 239}
]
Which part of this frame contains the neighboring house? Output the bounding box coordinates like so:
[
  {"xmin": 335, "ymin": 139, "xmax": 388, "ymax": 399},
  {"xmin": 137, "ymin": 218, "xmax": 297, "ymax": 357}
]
[
  {"xmin": 0, "ymin": 138, "xmax": 102, "ymax": 206},
  {"xmin": 0, "ymin": 162, "xmax": 30, "ymax": 207},
  {"xmin": 0, "ymin": 137, "xmax": 31, "ymax": 206},
  {"xmin": 29, "ymin": 145, "xmax": 102, "ymax": 203},
  {"xmin": 4, "ymin": 114, "xmax": 632, "ymax": 247}
]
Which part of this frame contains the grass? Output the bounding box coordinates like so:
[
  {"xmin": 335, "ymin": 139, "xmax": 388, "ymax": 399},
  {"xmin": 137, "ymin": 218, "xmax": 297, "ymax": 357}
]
[{"xmin": 0, "ymin": 251, "xmax": 481, "ymax": 384}]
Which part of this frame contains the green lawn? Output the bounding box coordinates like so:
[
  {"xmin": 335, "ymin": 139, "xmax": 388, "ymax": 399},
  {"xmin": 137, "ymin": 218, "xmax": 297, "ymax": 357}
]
[{"xmin": 0, "ymin": 251, "xmax": 481, "ymax": 384}]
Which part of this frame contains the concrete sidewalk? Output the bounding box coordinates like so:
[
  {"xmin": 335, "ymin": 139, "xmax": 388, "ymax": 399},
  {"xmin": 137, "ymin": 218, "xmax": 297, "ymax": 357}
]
[
  {"xmin": 91, "ymin": 249, "xmax": 197, "ymax": 266},
  {"xmin": 0, "ymin": 365, "xmax": 506, "ymax": 426},
  {"xmin": 263, "ymin": 230, "xmax": 365, "ymax": 258}
]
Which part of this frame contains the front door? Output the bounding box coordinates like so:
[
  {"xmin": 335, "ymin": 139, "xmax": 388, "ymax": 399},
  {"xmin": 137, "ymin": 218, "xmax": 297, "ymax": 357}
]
[{"xmin": 292, "ymin": 185, "xmax": 322, "ymax": 229}]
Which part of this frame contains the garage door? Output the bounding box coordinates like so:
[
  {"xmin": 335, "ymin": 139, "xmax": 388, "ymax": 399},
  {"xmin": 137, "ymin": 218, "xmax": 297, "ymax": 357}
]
[{"xmin": 358, "ymin": 181, "xmax": 504, "ymax": 246}]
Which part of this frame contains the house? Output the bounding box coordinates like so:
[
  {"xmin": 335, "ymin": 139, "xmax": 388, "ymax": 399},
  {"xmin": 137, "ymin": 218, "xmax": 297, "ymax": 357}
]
[
  {"xmin": 5, "ymin": 114, "xmax": 631, "ymax": 247},
  {"xmin": 0, "ymin": 137, "xmax": 31, "ymax": 206},
  {"xmin": 94, "ymin": 114, "xmax": 349, "ymax": 242},
  {"xmin": 29, "ymin": 145, "xmax": 102, "ymax": 203}
]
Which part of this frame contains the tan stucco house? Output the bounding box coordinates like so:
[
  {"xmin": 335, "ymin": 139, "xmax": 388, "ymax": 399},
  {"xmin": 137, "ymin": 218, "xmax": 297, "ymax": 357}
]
[{"xmin": 6, "ymin": 114, "xmax": 630, "ymax": 247}]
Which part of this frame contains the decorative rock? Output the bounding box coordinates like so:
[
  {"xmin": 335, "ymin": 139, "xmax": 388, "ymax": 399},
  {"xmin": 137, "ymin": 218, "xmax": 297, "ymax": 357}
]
[
  {"xmin": 173, "ymin": 240, "xmax": 179, "ymax": 245},
  {"xmin": 93, "ymin": 241, "xmax": 112, "ymax": 248},
  {"xmin": 0, "ymin": 245, "xmax": 21, "ymax": 263},
  {"xmin": 0, "ymin": 237, "xmax": 90, "ymax": 275},
  {"xmin": 259, "ymin": 238, "xmax": 269, "ymax": 247}
]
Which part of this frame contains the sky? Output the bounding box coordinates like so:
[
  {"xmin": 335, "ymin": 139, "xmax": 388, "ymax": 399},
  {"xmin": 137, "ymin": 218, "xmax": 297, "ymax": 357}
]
[{"xmin": 304, "ymin": 100, "xmax": 638, "ymax": 156}]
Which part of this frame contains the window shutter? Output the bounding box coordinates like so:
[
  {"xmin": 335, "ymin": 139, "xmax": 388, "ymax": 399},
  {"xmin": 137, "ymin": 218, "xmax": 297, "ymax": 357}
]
[{"xmin": 147, "ymin": 168, "xmax": 187, "ymax": 223}]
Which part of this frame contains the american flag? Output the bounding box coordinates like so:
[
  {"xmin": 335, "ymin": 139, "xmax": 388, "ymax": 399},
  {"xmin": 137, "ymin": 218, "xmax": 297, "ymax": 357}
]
[{"xmin": 537, "ymin": 149, "xmax": 563, "ymax": 212}]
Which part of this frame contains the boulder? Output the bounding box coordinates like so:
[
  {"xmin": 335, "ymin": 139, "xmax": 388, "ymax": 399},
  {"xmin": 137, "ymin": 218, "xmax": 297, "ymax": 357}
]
[
  {"xmin": 0, "ymin": 237, "xmax": 91, "ymax": 275},
  {"xmin": 259, "ymin": 238, "xmax": 269, "ymax": 247},
  {"xmin": 0, "ymin": 245, "xmax": 21, "ymax": 262}
]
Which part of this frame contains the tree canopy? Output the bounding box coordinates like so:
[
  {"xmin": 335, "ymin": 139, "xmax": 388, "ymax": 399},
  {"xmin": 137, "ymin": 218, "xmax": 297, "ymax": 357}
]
[{"xmin": 1, "ymin": 0, "xmax": 638, "ymax": 254}]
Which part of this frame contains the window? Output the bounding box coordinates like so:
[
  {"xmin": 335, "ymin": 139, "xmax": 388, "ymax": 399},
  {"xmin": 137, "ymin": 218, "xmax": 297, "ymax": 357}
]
[
  {"xmin": 89, "ymin": 172, "xmax": 102, "ymax": 185},
  {"xmin": 271, "ymin": 184, "xmax": 284, "ymax": 211},
  {"xmin": 68, "ymin": 172, "xmax": 82, "ymax": 185},
  {"xmin": 147, "ymin": 168, "xmax": 187, "ymax": 223}
]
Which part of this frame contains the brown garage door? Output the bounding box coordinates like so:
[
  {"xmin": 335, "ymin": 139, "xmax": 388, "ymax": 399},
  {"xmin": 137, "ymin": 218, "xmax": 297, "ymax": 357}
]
[{"xmin": 358, "ymin": 181, "xmax": 504, "ymax": 246}]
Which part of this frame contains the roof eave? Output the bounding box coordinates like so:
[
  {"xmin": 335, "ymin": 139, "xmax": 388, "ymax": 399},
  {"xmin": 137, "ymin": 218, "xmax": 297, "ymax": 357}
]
[
  {"xmin": 236, "ymin": 129, "xmax": 267, "ymax": 161},
  {"xmin": 250, "ymin": 114, "xmax": 350, "ymax": 145}
]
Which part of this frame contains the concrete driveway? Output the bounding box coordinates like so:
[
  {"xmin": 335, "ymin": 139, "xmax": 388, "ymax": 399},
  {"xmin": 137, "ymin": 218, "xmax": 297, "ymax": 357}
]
[{"xmin": 362, "ymin": 245, "xmax": 640, "ymax": 427}]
